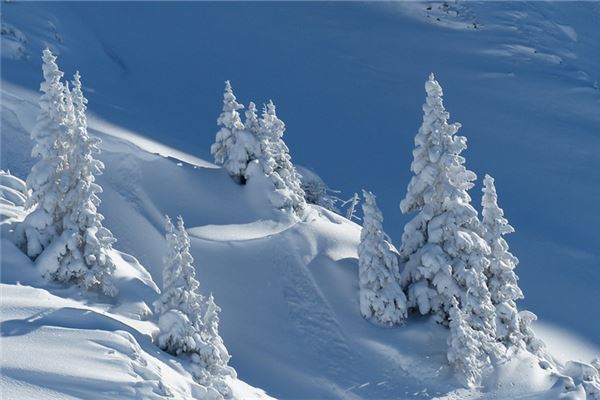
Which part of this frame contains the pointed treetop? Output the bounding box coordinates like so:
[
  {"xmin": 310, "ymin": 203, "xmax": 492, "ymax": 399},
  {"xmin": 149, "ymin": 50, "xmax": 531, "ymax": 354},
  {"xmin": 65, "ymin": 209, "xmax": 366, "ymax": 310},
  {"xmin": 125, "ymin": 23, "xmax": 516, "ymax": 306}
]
[
  {"xmin": 266, "ymin": 99, "xmax": 276, "ymax": 116},
  {"xmin": 245, "ymin": 101, "xmax": 260, "ymax": 133},
  {"xmin": 425, "ymin": 72, "xmax": 444, "ymax": 100},
  {"xmin": 42, "ymin": 47, "xmax": 57, "ymax": 64},
  {"xmin": 165, "ymin": 214, "xmax": 175, "ymax": 233},
  {"xmin": 41, "ymin": 47, "xmax": 63, "ymax": 85},
  {"xmin": 223, "ymin": 80, "xmax": 243, "ymax": 110},
  {"xmin": 224, "ymin": 80, "xmax": 232, "ymax": 93},
  {"xmin": 482, "ymin": 174, "xmax": 514, "ymax": 235}
]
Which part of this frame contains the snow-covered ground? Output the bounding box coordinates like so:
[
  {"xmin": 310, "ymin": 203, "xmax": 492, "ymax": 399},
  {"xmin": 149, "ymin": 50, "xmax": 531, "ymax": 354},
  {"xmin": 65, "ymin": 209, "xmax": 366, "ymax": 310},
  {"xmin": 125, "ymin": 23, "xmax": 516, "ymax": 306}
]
[{"xmin": 1, "ymin": 2, "xmax": 599, "ymax": 399}]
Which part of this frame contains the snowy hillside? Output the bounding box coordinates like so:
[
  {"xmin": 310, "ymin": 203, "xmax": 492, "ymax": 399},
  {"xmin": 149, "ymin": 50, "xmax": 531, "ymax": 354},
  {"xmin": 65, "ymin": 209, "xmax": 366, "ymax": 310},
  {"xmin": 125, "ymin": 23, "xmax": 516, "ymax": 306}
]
[{"xmin": 2, "ymin": 2, "xmax": 600, "ymax": 400}]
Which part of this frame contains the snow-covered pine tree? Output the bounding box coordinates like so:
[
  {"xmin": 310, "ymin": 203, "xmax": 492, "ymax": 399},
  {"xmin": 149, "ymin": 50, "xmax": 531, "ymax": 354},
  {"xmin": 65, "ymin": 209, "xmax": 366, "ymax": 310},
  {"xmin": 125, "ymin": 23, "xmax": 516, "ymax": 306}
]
[
  {"xmin": 244, "ymin": 101, "xmax": 260, "ymax": 135},
  {"xmin": 259, "ymin": 100, "xmax": 306, "ymax": 213},
  {"xmin": 19, "ymin": 48, "xmax": 70, "ymax": 258},
  {"xmin": 211, "ymin": 81, "xmax": 260, "ymax": 184},
  {"xmin": 398, "ymin": 74, "xmax": 496, "ymax": 334},
  {"xmin": 196, "ymin": 294, "xmax": 235, "ymax": 377},
  {"xmin": 358, "ymin": 190, "xmax": 407, "ymax": 325},
  {"xmin": 447, "ymin": 297, "xmax": 489, "ymax": 388},
  {"xmin": 481, "ymin": 174, "xmax": 524, "ymax": 348},
  {"xmin": 155, "ymin": 215, "xmax": 205, "ymax": 355},
  {"xmin": 47, "ymin": 71, "xmax": 117, "ymax": 296}
]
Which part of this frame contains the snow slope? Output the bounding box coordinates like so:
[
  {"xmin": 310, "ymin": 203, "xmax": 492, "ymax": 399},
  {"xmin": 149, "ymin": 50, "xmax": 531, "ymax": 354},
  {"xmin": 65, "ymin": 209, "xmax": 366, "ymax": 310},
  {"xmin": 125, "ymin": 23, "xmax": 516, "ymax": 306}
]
[{"xmin": 2, "ymin": 2, "xmax": 600, "ymax": 399}]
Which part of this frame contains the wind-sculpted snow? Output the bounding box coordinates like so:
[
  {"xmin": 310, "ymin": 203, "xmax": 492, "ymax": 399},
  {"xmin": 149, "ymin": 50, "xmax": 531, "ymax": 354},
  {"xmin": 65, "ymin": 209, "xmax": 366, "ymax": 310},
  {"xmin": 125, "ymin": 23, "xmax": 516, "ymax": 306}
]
[{"xmin": 2, "ymin": 1, "xmax": 600, "ymax": 399}]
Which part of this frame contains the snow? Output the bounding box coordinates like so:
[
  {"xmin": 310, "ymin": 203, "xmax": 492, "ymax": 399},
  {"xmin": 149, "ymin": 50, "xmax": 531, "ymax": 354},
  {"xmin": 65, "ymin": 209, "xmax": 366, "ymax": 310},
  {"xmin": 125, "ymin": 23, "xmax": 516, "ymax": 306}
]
[
  {"xmin": 1, "ymin": 2, "xmax": 600, "ymax": 399},
  {"xmin": 187, "ymin": 219, "xmax": 295, "ymax": 242}
]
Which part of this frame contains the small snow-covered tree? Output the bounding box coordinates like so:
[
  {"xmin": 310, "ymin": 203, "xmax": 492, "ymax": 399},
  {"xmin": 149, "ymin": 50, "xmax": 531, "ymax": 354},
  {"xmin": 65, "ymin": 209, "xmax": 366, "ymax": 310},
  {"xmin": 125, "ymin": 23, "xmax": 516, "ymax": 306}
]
[
  {"xmin": 447, "ymin": 297, "xmax": 489, "ymax": 388},
  {"xmin": 211, "ymin": 81, "xmax": 260, "ymax": 184},
  {"xmin": 259, "ymin": 100, "xmax": 306, "ymax": 213},
  {"xmin": 19, "ymin": 48, "xmax": 70, "ymax": 258},
  {"xmin": 155, "ymin": 215, "xmax": 206, "ymax": 355},
  {"xmin": 155, "ymin": 216, "xmax": 204, "ymax": 330},
  {"xmin": 155, "ymin": 216, "xmax": 235, "ymax": 397},
  {"xmin": 297, "ymin": 167, "xmax": 340, "ymax": 213},
  {"xmin": 358, "ymin": 190, "xmax": 407, "ymax": 325},
  {"xmin": 244, "ymin": 101, "xmax": 260, "ymax": 135},
  {"xmin": 49, "ymin": 71, "xmax": 117, "ymax": 296},
  {"xmin": 197, "ymin": 294, "xmax": 234, "ymax": 377},
  {"xmin": 481, "ymin": 174, "xmax": 524, "ymax": 348}
]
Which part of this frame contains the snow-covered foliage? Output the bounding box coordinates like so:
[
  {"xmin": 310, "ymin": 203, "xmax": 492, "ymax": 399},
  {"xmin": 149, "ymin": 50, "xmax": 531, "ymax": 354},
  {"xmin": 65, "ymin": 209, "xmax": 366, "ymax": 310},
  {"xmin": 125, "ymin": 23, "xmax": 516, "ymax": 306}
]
[
  {"xmin": 0, "ymin": 170, "xmax": 27, "ymax": 208},
  {"xmin": 481, "ymin": 174, "xmax": 524, "ymax": 349},
  {"xmin": 398, "ymin": 74, "xmax": 500, "ymax": 382},
  {"xmin": 192, "ymin": 293, "xmax": 236, "ymax": 396},
  {"xmin": 258, "ymin": 101, "xmax": 306, "ymax": 213},
  {"xmin": 48, "ymin": 71, "xmax": 117, "ymax": 296},
  {"xmin": 297, "ymin": 166, "xmax": 340, "ymax": 213},
  {"xmin": 18, "ymin": 48, "xmax": 69, "ymax": 258},
  {"xmin": 154, "ymin": 215, "xmax": 234, "ymax": 397},
  {"xmin": 244, "ymin": 101, "xmax": 260, "ymax": 135},
  {"xmin": 398, "ymin": 74, "xmax": 493, "ymax": 324},
  {"xmin": 447, "ymin": 298, "xmax": 490, "ymax": 388},
  {"xmin": 154, "ymin": 215, "xmax": 204, "ymax": 348},
  {"xmin": 211, "ymin": 81, "xmax": 260, "ymax": 184},
  {"xmin": 17, "ymin": 50, "xmax": 116, "ymax": 295},
  {"xmin": 358, "ymin": 190, "xmax": 407, "ymax": 325}
]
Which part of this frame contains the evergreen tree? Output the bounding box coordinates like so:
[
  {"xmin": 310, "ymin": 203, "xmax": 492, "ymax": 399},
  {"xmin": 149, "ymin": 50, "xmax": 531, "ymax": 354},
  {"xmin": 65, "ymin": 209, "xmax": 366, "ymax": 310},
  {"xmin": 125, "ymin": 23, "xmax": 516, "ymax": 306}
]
[
  {"xmin": 481, "ymin": 174, "xmax": 524, "ymax": 348},
  {"xmin": 211, "ymin": 81, "xmax": 259, "ymax": 184},
  {"xmin": 155, "ymin": 216, "xmax": 204, "ymax": 329},
  {"xmin": 447, "ymin": 298, "xmax": 489, "ymax": 388},
  {"xmin": 19, "ymin": 48, "xmax": 70, "ymax": 258},
  {"xmin": 244, "ymin": 101, "xmax": 260, "ymax": 135},
  {"xmin": 358, "ymin": 190, "xmax": 407, "ymax": 325},
  {"xmin": 50, "ymin": 71, "xmax": 117, "ymax": 296},
  {"xmin": 155, "ymin": 215, "xmax": 206, "ymax": 355},
  {"xmin": 398, "ymin": 74, "xmax": 495, "ymax": 333},
  {"xmin": 259, "ymin": 100, "xmax": 306, "ymax": 212},
  {"xmin": 198, "ymin": 294, "xmax": 234, "ymax": 377}
]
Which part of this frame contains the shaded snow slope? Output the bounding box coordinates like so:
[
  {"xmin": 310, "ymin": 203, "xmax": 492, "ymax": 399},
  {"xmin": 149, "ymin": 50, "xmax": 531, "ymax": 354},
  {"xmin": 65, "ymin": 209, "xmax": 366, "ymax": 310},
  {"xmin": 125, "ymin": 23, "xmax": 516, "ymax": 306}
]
[
  {"xmin": 2, "ymin": 83, "xmax": 599, "ymax": 399},
  {"xmin": 1, "ymin": 1, "xmax": 598, "ymax": 349},
  {"xmin": 2, "ymin": 2, "xmax": 600, "ymax": 399}
]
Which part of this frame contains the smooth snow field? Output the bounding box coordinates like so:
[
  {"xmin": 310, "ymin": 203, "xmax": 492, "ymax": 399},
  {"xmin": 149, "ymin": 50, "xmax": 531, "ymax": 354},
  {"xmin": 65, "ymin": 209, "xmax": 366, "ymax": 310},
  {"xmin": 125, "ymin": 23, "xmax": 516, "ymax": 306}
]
[{"xmin": 1, "ymin": 2, "xmax": 599, "ymax": 399}]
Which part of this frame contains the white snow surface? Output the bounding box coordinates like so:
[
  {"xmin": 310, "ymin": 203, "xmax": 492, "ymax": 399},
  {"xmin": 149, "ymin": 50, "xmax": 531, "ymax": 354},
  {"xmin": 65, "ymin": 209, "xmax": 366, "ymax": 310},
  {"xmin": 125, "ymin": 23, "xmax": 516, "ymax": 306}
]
[{"xmin": 2, "ymin": 2, "xmax": 600, "ymax": 399}]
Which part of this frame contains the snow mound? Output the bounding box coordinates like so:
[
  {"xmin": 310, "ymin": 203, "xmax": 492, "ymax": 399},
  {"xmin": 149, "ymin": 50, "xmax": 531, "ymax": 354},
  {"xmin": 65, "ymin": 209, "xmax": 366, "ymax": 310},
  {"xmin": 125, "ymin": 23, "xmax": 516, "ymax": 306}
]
[{"xmin": 188, "ymin": 219, "xmax": 296, "ymax": 242}]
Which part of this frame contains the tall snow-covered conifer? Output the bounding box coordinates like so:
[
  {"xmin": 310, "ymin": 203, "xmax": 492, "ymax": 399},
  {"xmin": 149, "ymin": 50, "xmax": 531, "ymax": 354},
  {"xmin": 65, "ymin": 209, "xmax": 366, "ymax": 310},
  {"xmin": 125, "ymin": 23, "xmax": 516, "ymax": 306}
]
[
  {"xmin": 481, "ymin": 174, "xmax": 524, "ymax": 348},
  {"xmin": 398, "ymin": 75, "xmax": 499, "ymax": 375},
  {"xmin": 358, "ymin": 190, "xmax": 407, "ymax": 325},
  {"xmin": 50, "ymin": 71, "xmax": 117, "ymax": 296},
  {"xmin": 259, "ymin": 100, "xmax": 305, "ymax": 213},
  {"xmin": 19, "ymin": 48, "xmax": 69, "ymax": 258},
  {"xmin": 211, "ymin": 81, "xmax": 260, "ymax": 184},
  {"xmin": 398, "ymin": 74, "xmax": 494, "ymax": 330}
]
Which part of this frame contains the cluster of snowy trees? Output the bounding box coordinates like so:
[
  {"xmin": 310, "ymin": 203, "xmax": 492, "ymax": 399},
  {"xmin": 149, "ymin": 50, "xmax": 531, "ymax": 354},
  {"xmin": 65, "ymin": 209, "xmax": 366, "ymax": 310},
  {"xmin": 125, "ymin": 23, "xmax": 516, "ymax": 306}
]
[
  {"xmin": 211, "ymin": 81, "xmax": 306, "ymax": 213},
  {"xmin": 16, "ymin": 48, "xmax": 117, "ymax": 296},
  {"xmin": 15, "ymin": 50, "xmax": 236, "ymax": 398},
  {"xmin": 154, "ymin": 215, "xmax": 235, "ymax": 398},
  {"xmin": 358, "ymin": 74, "xmax": 543, "ymax": 387}
]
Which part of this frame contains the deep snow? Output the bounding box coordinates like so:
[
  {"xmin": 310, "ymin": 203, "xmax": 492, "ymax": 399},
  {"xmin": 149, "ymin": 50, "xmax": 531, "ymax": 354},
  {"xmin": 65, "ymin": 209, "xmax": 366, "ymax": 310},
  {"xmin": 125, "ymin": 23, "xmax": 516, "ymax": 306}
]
[{"xmin": 1, "ymin": 1, "xmax": 600, "ymax": 399}]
